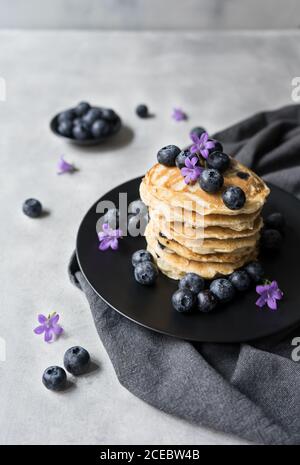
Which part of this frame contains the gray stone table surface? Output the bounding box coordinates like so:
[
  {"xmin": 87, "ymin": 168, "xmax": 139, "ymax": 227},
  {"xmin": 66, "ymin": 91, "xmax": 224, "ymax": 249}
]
[{"xmin": 0, "ymin": 29, "xmax": 299, "ymax": 445}]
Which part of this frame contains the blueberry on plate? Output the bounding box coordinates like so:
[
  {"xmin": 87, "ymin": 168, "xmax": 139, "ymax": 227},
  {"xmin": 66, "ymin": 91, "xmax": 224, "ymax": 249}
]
[
  {"xmin": 172, "ymin": 288, "xmax": 195, "ymax": 313},
  {"xmin": 261, "ymin": 228, "xmax": 283, "ymax": 251},
  {"xmin": 82, "ymin": 108, "xmax": 103, "ymax": 126},
  {"xmin": 72, "ymin": 122, "xmax": 90, "ymax": 140},
  {"xmin": 132, "ymin": 249, "xmax": 153, "ymax": 267},
  {"xmin": 197, "ymin": 290, "xmax": 218, "ymax": 313},
  {"xmin": 101, "ymin": 108, "xmax": 117, "ymax": 122},
  {"xmin": 22, "ymin": 198, "xmax": 42, "ymax": 218},
  {"xmin": 199, "ymin": 169, "xmax": 224, "ymax": 193},
  {"xmin": 91, "ymin": 119, "xmax": 110, "ymax": 138},
  {"xmin": 74, "ymin": 101, "xmax": 91, "ymax": 117},
  {"xmin": 190, "ymin": 126, "xmax": 206, "ymax": 138},
  {"xmin": 136, "ymin": 104, "xmax": 149, "ymax": 118},
  {"xmin": 245, "ymin": 262, "xmax": 264, "ymax": 283},
  {"xmin": 208, "ymin": 139, "xmax": 223, "ymax": 154},
  {"xmin": 229, "ymin": 270, "xmax": 251, "ymax": 292},
  {"xmin": 210, "ymin": 278, "xmax": 235, "ymax": 303},
  {"xmin": 134, "ymin": 261, "xmax": 158, "ymax": 285},
  {"xmin": 175, "ymin": 149, "xmax": 193, "ymax": 169},
  {"xmin": 265, "ymin": 212, "xmax": 285, "ymax": 232},
  {"xmin": 222, "ymin": 186, "xmax": 246, "ymax": 210},
  {"xmin": 179, "ymin": 273, "xmax": 205, "ymax": 295},
  {"xmin": 58, "ymin": 120, "xmax": 73, "ymax": 137},
  {"xmin": 157, "ymin": 145, "xmax": 181, "ymax": 167},
  {"xmin": 42, "ymin": 366, "xmax": 67, "ymax": 391},
  {"xmin": 207, "ymin": 151, "xmax": 230, "ymax": 173},
  {"xmin": 57, "ymin": 109, "xmax": 75, "ymax": 124},
  {"xmin": 64, "ymin": 346, "xmax": 90, "ymax": 376}
]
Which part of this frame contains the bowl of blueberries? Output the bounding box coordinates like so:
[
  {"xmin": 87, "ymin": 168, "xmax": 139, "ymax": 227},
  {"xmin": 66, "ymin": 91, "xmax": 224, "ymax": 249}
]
[{"xmin": 50, "ymin": 101, "xmax": 122, "ymax": 146}]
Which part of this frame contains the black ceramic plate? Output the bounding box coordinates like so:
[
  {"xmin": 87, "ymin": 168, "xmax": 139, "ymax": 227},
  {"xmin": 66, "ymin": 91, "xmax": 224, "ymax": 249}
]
[{"xmin": 76, "ymin": 177, "xmax": 300, "ymax": 342}]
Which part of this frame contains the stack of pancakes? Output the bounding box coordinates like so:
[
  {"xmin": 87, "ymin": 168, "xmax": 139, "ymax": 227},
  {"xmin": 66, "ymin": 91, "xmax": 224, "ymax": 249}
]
[{"xmin": 140, "ymin": 158, "xmax": 270, "ymax": 280}]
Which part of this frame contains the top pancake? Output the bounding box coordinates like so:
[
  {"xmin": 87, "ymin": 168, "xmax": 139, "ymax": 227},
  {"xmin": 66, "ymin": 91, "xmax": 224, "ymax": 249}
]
[{"xmin": 140, "ymin": 158, "xmax": 270, "ymax": 216}]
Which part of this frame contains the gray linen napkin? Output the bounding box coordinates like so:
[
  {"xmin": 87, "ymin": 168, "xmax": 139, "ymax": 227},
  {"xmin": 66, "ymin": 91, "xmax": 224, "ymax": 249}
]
[{"xmin": 69, "ymin": 104, "xmax": 300, "ymax": 445}]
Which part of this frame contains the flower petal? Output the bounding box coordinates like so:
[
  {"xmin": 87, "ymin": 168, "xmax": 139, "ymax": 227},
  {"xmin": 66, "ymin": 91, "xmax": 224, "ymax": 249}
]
[
  {"xmin": 256, "ymin": 296, "xmax": 266, "ymax": 308},
  {"xmin": 206, "ymin": 141, "xmax": 215, "ymax": 150},
  {"xmin": 34, "ymin": 325, "xmax": 45, "ymax": 334},
  {"xmin": 52, "ymin": 324, "xmax": 63, "ymax": 335},
  {"xmin": 201, "ymin": 149, "xmax": 209, "ymax": 159},
  {"xmin": 190, "ymin": 145, "xmax": 198, "ymax": 154},
  {"xmin": 44, "ymin": 329, "xmax": 53, "ymax": 342},
  {"xmin": 99, "ymin": 238, "xmax": 111, "ymax": 251},
  {"xmin": 110, "ymin": 238, "xmax": 119, "ymax": 250},
  {"xmin": 267, "ymin": 297, "xmax": 278, "ymax": 310},
  {"xmin": 256, "ymin": 285, "xmax": 267, "ymax": 295},
  {"xmin": 49, "ymin": 313, "xmax": 59, "ymax": 325},
  {"xmin": 273, "ymin": 289, "xmax": 283, "ymax": 300},
  {"xmin": 38, "ymin": 314, "xmax": 47, "ymax": 324}
]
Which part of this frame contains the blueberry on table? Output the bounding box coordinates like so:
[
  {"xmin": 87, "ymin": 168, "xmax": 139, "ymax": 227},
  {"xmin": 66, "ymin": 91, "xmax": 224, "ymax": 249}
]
[
  {"xmin": 210, "ymin": 278, "xmax": 235, "ymax": 303},
  {"xmin": 229, "ymin": 270, "xmax": 251, "ymax": 292},
  {"xmin": 72, "ymin": 122, "xmax": 90, "ymax": 140},
  {"xmin": 22, "ymin": 198, "xmax": 42, "ymax": 218},
  {"xmin": 74, "ymin": 101, "xmax": 91, "ymax": 117},
  {"xmin": 131, "ymin": 249, "xmax": 153, "ymax": 267},
  {"xmin": 175, "ymin": 149, "xmax": 193, "ymax": 169},
  {"xmin": 190, "ymin": 127, "xmax": 206, "ymax": 138},
  {"xmin": 261, "ymin": 228, "xmax": 283, "ymax": 251},
  {"xmin": 134, "ymin": 261, "xmax": 158, "ymax": 285},
  {"xmin": 179, "ymin": 273, "xmax": 205, "ymax": 295},
  {"xmin": 58, "ymin": 120, "xmax": 73, "ymax": 137},
  {"xmin": 197, "ymin": 290, "xmax": 218, "ymax": 313},
  {"xmin": 199, "ymin": 169, "xmax": 224, "ymax": 193},
  {"xmin": 245, "ymin": 262, "xmax": 264, "ymax": 283},
  {"xmin": 91, "ymin": 119, "xmax": 110, "ymax": 138},
  {"xmin": 136, "ymin": 104, "xmax": 149, "ymax": 118},
  {"xmin": 157, "ymin": 145, "xmax": 181, "ymax": 167},
  {"xmin": 42, "ymin": 366, "xmax": 67, "ymax": 391},
  {"xmin": 57, "ymin": 109, "xmax": 75, "ymax": 124},
  {"xmin": 102, "ymin": 108, "xmax": 118, "ymax": 122},
  {"xmin": 64, "ymin": 346, "xmax": 90, "ymax": 376},
  {"xmin": 172, "ymin": 288, "xmax": 195, "ymax": 313},
  {"xmin": 207, "ymin": 151, "xmax": 230, "ymax": 173},
  {"xmin": 82, "ymin": 108, "xmax": 103, "ymax": 126},
  {"xmin": 222, "ymin": 186, "xmax": 246, "ymax": 210},
  {"xmin": 265, "ymin": 212, "xmax": 285, "ymax": 232}
]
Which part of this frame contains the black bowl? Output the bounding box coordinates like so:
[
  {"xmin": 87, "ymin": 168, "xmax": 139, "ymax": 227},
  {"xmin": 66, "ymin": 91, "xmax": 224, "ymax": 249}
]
[{"xmin": 50, "ymin": 107, "xmax": 122, "ymax": 146}]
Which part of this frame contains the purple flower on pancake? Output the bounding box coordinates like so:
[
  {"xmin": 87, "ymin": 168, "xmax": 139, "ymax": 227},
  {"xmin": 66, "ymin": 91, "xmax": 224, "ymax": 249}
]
[
  {"xmin": 57, "ymin": 156, "xmax": 75, "ymax": 174},
  {"xmin": 34, "ymin": 312, "xmax": 63, "ymax": 343},
  {"xmin": 98, "ymin": 223, "xmax": 123, "ymax": 251},
  {"xmin": 255, "ymin": 280, "xmax": 283, "ymax": 310},
  {"xmin": 190, "ymin": 131, "xmax": 215, "ymax": 159},
  {"xmin": 181, "ymin": 156, "xmax": 203, "ymax": 184},
  {"xmin": 172, "ymin": 108, "xmax": 187, "ymax": 122}
]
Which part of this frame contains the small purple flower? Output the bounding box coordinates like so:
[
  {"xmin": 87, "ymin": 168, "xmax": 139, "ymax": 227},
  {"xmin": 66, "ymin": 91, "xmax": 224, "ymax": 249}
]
[
  {"xmin": 190, "ymin": 131, "xmax": 215, "ymax": 159},
  {"xmin": 256, "ymin": 280, "xmax": 283, "ymax": 311},
  {"xmin": 98, "ymin": 223, "xmax": 123, "ymax": 251},
  {"xmin": 181, "ymin": 156, "xmax": 203, "ymax": 184},
  {"xmin": 57, "ymin": 156, "xmax": 75, "ymax": 174},
  {"xmin": 172, "ymin": 108, "xmax": 187, "ymax": 122},
  {"xmin": 34, "ymin": 312, "xmax": 63, "ymax": 343}
]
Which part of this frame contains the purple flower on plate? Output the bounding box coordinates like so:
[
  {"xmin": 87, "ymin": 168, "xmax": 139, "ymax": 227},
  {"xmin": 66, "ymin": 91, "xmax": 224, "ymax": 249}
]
[
  {"xmin": 98, "ymin": 223, "xmax": 123, "ymax": 251},
  {"xmin": 190, "ymin": 131, "xmax": 215, "ymax": 159},
  {"xmin": 57, "ymin": 156, "xmax": 75, "ymax": 174},
  {"xmin": 256, "ymin": 280, "xmax": 283, "ymax": 311},
  {"xmin": 181, "ymin": 156, "xmax": 203, "ymax": 184},
  {"xmin": 172, "ymin": 108, "xmax": 187, "ymax": 122},
  {"xmin": 34, "ymin": 312, "xmax": 63, "ymax": 342}
]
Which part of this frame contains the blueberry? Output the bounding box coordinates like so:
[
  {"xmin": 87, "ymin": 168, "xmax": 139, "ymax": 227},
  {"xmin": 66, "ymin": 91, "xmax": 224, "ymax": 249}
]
[
  {"xmin": 261, "ymin": 228, "xmax": 283, "ymax": 251},
  {"xmin": 172, "ymin": 288, "xmax": 195, "ymax": 313},
  {"xmin": 57, "ymin": 109, "xmax": 75, "ymax": 124},
  {"xmin": 136, "ymin": 104, "xmax": 149, "ymax": 118},
  {"xmin": 132, "ymin": 249, "xmax": 153, "ymax": 267},
  {"xmin": 265, "ymin": 212, "xmax": 285, "ymax": 232},
  {"xmin": 22, "ymin": 198, "xmax": 42, "ymax": 218},
  {"xmin": 197, "ymin": 290, "xmax": 218, "ymax": 313},
  {"xmin": 175, "ymin": 149, "xmax": 193, "ymax": 169},
  {"xmin": 210, "ymin": 278, "xmax": 235, "ymax": 303},
  {"xmin": 74, "ymin": 101, "xmax": 90, "ymax": 116},
  {"xmin": 229, "ymin": 270, "xmax": 251, "ymax": 292},
  {"xmin": 101, "ymin": 208, "xmax": 119, "ymax": 228},
  {"xmin": 91, "ymin": 119, "xmax": 110, "ymax": 138},
  {"xmin": 82, "ymin": 108, "xmax": 103, "ymax": 127},
  {"xmin": 58, "ymin": 120, "xmax": 73, "ymax": 137},
  {"xmin": 199, "ymin": 169, "xmax": 224, "ymax": 193},
  {"xmin": 157, "ymin": 145, "xmax": 181, "ymax": 167},
  {"xmin": 179, "ymin": 273, "xmax": 205, "ymax": 294},
  {"xmin": 72, "ymin": 122, "xmax": 90, "ymax": 140},
  {"xmin": 102, "ymin": 108, "xmax": 117, "ymax": 121},
  {"xmin": 73, "ymin": 117, "xmax": 82, "ymax": 125},
  {"xmin": 42, "ymin": 366, "xmax": 67, "ymax": 391},
  {"xmin": 245, "ymin": 262, "xmax": 264, "ymax": 283},
  {"xmin": 208, "ymin": 139, "xmax": 223, "ymax": 154},
  {"xmin": 222, "ymin": 186, "xmax": 246, "ymax": 210},
  {"xmin": 134, "ymin": 261, "xmax": 158, "ymax": 285},
  {"xmin": 207, "ymin": 151, "xmax": 230, "ymax": 173},
  {"xmin": 190, "ymin": 127, "xmax": 206, "ymax": 138},
  {"xmin": 64, "ymin": 346, "xmax": 90, "ymax": 376}
]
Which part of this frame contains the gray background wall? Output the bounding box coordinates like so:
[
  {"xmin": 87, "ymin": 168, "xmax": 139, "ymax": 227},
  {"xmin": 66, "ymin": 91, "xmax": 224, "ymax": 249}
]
[{"xmin": 0, "ymin": 0, "xmax": 300, "ymax": 29}]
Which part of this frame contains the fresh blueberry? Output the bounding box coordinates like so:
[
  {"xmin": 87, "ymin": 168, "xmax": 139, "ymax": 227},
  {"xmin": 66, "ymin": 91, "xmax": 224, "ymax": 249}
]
[
  {"xmin": 229, "ymin": 270, "xmax": 251, "ymax": 292},
  {"xmin": 57, "ymin": 109, "xmax": 75, "ymax": 124},
  {"xmin": 82, "ymin": 108, "xmax": 103, "ymax": 127},
  {"xmin": 134, "ymin": 261, "xmax": 158, "ymax": 285},
  {"xmin": 64, "ymin": 346, "xmax": 90, "ymax": 376},
  {"xmin": 74, "ymin": 101, "xmax": 90, "ymax": 116},
  {"xmin": 245, "ymin": 262, "xmax": 264, "ymax": 283},
  {"xmin": 101, "ymin": 208, "xmax": 119, "ymax": 228},
  {"xmin": 132, "ymin": 249, "xmax": 153, "ymax": 267},
  {"xmin": 73, "ymin": 117, "xmax": 82, "ymax": 125},
  {"xmin": 172, "ymin": 288, "xmax": 195, "ymax": 313},
  {"xmin": 22, "ymin": 198, "xmax": 42, "ymax": 218},
  {"xmin": 207, "ymin": 151, "xmax": 230, "ymax": 173},
  {"xmin": 72, "ymin": 122, "xmax": 90, "ymax": 140},
  {"xmin": 265, "ymin": 212, "xmax": 285, "ymax": 232},
  {"xmin": 179, "ymin": 273, "xmax": 205, "ymax": 295},
  {"xmin": 261, "ymin": 228, "xmax": 283, "ymax": 251},
  {"xmin": 197, "ymin": 290, "xmax": 218, "ymax": 313},
  {"xmin": 102, "ymin": 108, "xmax": 117, "ymax": 121},
  {"xmin": 210, "ymin": 278, "xmax": 235, "ymax": 303},
  {"xmin": 175, "ymin": 149, "xmax": 193, "ymax": 169},
  {"xmin": 222, "ymin": 186, "xmax": 246, "ymax": 210},
  {"xmin": 208, "ymin": 139, "xmax": 223, "ymax": 154},
  {"xmin": 157, "ymin": 145, "xmax": 181, "ymax": 167},
  {"xmin": 91, "ymin": 119, "xmax": 110, "ymax": 138},
  {"xmin": 136, "ymin": 104, "xmax": 149, "ymax": 118},
  {"xmin": 199, "ymin": 169, "xmax": 224, "ymax": 193},
  {"xmin": 190, "ymin": 126, "xmax": 206, "ymax": 138},
  {"xmin": 58, "ymin": 120, "xmax": 73, "ymax": 137},
  {"xmin": 42, "ymin": 366, "xmax": 67, "ymax": 391}
]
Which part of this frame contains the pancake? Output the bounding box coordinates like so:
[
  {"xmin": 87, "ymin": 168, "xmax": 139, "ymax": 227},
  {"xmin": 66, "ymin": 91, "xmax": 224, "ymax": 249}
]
[{"xmin": 140, "ymin": 158, "xmax": 269, "ymax": 216}]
